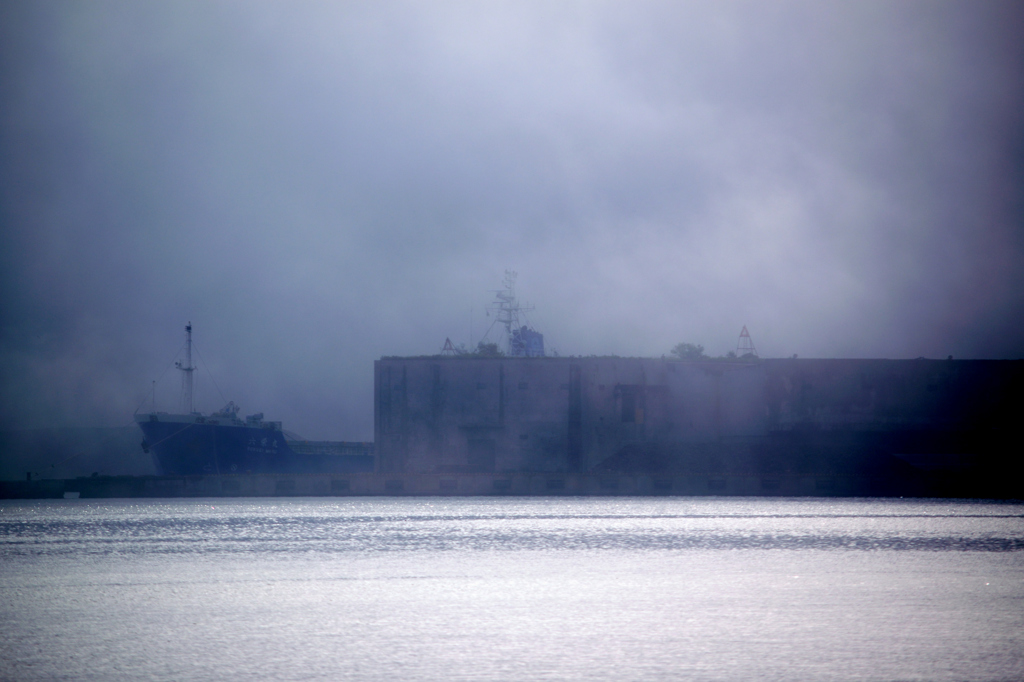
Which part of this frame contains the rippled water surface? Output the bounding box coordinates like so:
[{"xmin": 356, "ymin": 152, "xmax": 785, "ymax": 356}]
[{"xmin": 2, "ymin": 497, "xmax": 1022, "ymax": 681}]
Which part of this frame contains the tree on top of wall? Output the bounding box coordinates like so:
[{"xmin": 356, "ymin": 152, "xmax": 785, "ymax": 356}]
[
  {"xmin": 474, "ymin": 341, "xmax": 505, "ymax": 357},
  {"xmin": 670, "ymin": 343, "xmax": 708, "ymax": 361}
]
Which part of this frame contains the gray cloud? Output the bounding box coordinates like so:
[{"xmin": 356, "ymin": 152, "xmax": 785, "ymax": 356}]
[{"xmin": 2, "ymin": 0, "xmax": 1022, "ymax": 438}]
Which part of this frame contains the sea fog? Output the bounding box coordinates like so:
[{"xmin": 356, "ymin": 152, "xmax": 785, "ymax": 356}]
[
  {"xmin": 3, "ymin": 2, "xmax": 1023, "ymax": 440},
  {"xmin": 2, "ymin": 497, "xmax": 1022, "ymax": 681}
]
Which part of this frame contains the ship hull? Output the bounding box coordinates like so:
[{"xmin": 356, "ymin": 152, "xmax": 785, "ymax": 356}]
[{"xmin": 137, "ymin": 417, "xmax": 373, "ymax": 476}]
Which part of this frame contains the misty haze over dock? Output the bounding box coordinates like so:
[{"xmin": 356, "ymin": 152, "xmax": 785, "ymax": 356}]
[{"xmin": 2, "ymin": 2, "xmax": 1023, "ymax": 441}]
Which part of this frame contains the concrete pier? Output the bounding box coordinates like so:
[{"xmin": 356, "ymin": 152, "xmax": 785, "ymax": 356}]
[{"xmin": 1, "ymin": 467, "xmax": 1016, "ymax": 499}]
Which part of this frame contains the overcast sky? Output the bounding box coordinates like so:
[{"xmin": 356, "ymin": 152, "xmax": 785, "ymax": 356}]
[{"xmin": 2, "ymin": 0, "xmax": 1022, "ymax": 439}]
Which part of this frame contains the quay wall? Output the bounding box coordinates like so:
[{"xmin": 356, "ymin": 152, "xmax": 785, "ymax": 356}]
[{"xmin": 0, "ymin": 468, "xmax": 1012, "ymax": 499}]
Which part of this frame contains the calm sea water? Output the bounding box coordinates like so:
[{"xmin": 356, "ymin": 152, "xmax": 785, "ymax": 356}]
[{"xmin": 2, "ymin": 497, "xmax": 1022, "ymax": 681}]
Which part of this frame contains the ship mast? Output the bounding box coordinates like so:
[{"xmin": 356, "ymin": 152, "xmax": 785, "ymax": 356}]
[
  {"xmin": 486, "ymin": 271, "xmax": 544, "ymax": 356},
  {"xmin": 486, "ymin": 271, "xmax": 520, "ymax": 354},
  {"xmin": 175, "ymin": 322, "xmax": 196, "ymax": 414}
]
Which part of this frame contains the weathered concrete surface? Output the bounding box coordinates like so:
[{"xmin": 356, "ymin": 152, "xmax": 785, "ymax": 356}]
[{"xmin": 374, "ymin": 357, "xmax": 1023, "ymax": 497}]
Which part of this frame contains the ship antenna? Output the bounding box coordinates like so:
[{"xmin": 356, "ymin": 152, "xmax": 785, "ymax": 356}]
[
  {"xmin": 174, "ymin": 322, "xmax": 196, "ymax": 413},
  {"xmin": 485, "ymin": 270, "xmax": 542, "ymax": 356}
]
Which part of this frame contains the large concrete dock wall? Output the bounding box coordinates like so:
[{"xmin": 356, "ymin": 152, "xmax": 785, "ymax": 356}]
[{"xmin": 374, "ymin": 357, "xmax": 1023, "ymax": 496}]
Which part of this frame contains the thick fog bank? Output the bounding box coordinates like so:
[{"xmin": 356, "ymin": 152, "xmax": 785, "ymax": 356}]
[{"xmin": 2, "ymin": 1, "xmax": 1022, "ymax": 438}]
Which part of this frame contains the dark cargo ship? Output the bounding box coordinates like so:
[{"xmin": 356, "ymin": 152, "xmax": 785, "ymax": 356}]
[{"xmin": 136, "ymin": 324, "xmax": 373, "ymax": 476}]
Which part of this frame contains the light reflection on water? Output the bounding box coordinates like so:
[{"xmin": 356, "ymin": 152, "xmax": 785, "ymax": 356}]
[{"xmin": 2, "ymin": 497, "xmax": 1023, "ymax": 681}]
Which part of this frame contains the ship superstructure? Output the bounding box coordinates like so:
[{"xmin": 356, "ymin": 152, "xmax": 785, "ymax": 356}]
[{"xmin": 486, "ymin": 270, "xmax": 545, "ymax": 357}]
